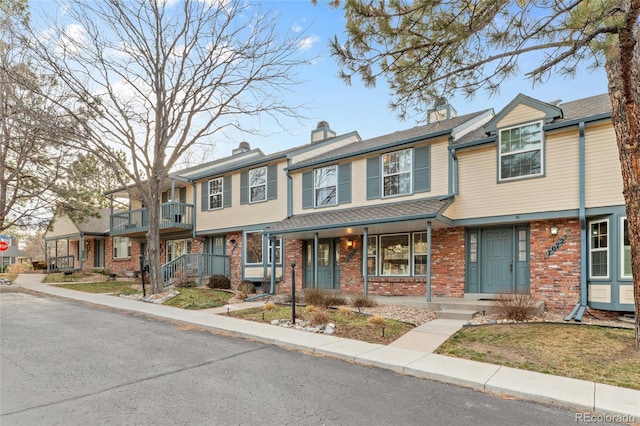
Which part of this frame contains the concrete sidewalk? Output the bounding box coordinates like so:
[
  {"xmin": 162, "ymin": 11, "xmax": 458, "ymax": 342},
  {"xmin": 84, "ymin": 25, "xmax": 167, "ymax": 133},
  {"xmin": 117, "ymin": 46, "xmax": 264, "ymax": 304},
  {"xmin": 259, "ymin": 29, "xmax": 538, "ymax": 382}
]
[{"xmin": 10, "ymin": 274, "xmax": 640, "ymax": 419}]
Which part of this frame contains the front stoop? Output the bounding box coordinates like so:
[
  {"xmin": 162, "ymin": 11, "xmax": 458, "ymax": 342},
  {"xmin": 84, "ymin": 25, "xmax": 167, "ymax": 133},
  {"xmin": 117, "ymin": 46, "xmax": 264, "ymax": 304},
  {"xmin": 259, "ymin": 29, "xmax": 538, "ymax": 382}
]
[{"xmin": 436, "ymin": 309, "xmax": 478, "ymax": 320}]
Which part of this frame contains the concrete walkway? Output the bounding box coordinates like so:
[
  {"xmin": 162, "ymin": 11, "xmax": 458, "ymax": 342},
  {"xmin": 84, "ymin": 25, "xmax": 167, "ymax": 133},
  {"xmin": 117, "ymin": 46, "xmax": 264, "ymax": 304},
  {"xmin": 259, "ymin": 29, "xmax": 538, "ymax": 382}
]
[{"xmin": 9, "ymin": 274, "xmax": 640, "ymax": 419}]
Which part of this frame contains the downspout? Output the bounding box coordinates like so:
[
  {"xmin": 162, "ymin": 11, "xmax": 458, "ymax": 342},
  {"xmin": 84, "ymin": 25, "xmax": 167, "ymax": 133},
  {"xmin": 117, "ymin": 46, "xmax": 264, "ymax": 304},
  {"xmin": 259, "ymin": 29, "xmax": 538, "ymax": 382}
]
[
  {"xmin": 426, "ymin": 221, "xmax": 432, "ymax": 302},
  {"xmin": 79, "ymin": 233, "xmax": 84, "ymax": 271},
  {"xmin": 363, "ymin": 227, "xmax": 369, "ymax": 296},
  {"xmin": 448, "ymin": 146, "xmax": 459, "ymax": 196},
  {"xmin": 314, "ymin": 233, "xmax": 319, "ymax": 289},
  {"xmin": 286, "ymin": 160, "xmax": 293, "ymax": 218},
  {"xmin": 565, "ymin": 121, "xmax": 588, "ymax": 321},
  {"xmin": 270, "ymin": 235, "xmax": 276, "ymax": 294}
]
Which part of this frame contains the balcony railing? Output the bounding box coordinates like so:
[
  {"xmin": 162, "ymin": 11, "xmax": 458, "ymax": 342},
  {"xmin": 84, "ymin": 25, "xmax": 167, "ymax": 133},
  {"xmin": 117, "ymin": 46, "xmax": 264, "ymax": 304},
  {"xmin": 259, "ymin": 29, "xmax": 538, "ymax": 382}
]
[
  {"xmin": 162, "ymin": 253, "xmax": 230, "ymax": 287},
  {"xmin": 110, "ymin": 202, "xmax": 194, "ymax": 236}
]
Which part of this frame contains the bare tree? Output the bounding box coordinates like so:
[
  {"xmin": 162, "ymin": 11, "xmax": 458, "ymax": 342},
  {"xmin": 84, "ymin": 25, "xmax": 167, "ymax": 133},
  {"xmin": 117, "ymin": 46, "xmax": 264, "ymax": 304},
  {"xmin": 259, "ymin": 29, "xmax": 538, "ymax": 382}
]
[
  {"xmin": 325, "ymin": 0, "xmax": 640, "ymax": 347},
  {"xmin": 27, "ymin": 0, "xmax": 308, "ymax": 293}
]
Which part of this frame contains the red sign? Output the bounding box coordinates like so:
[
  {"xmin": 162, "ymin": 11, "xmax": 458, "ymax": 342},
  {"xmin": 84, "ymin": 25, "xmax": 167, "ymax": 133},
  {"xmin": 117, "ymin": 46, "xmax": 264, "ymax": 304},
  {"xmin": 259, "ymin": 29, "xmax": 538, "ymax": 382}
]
[{"xmin": 0, "ymin": 241, "xmax": 8, "ymax": 252}]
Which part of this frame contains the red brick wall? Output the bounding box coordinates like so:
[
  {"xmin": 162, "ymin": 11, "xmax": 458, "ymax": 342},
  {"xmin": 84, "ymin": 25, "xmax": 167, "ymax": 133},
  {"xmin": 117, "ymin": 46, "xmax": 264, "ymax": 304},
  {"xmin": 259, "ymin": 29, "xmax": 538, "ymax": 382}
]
[
  {"xmin": 430, "ymin": 228, "xmax": 466, "ymax": 298},
  {"xmin": 104, "ymin": 237, "xmax": 141, "ymax": 276},
  {"xmin": 226, "ymin": 231, "xmax": 243, "ymax": 287},
  {"xmin": 279, "ymin": 239, "xmax": 304, "ymax": 293},
  {"xmin": 529, "ymin": 219, "xmax": 581, "ymax": 312}
]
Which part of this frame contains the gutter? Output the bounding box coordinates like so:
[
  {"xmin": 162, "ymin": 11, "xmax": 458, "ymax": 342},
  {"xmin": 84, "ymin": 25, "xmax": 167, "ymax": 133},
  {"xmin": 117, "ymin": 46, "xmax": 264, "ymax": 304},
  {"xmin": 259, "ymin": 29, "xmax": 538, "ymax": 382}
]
[{"xmin": 565, "ymin": 121, "xmax": 588, "ymax": 321}]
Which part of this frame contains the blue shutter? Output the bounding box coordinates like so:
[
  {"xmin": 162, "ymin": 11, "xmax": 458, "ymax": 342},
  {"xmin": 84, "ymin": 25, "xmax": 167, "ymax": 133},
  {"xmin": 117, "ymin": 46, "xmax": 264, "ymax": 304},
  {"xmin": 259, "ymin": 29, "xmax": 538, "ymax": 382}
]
[
  {"xmin": 161, "ymin": 191, "xmax": 168, "ymax": 203},
  {"xmin": 413, "ymin": 146, "xmax": 431, "ymax": 193},
  {"xmin": 338, "ymin": 163, "xmax": 351, "ymax": 204},
  {"xmin": 223, "ymin": 176, "xmax": 231, "ymax": 208},
  {"xmin": 267, "ymin": 165, "xmax": 277, "ymax": 200},
  {"xmin": 179, "ymin": 187, "xmax": 187, "ymax": 202},
  {"xmin": 302, "ymin": 171, "xmax": 313, "ymax": 209},
  {"xmin": 366, "ymin": 157, "xmax": 381, "ymax": 200},
  {"xmin": 240, "ymin": 172, "xmax": 248, "ymax": 204},
  {"xmin": 201, "ymin": 182, "xmax": 208, "ymax": 211}
]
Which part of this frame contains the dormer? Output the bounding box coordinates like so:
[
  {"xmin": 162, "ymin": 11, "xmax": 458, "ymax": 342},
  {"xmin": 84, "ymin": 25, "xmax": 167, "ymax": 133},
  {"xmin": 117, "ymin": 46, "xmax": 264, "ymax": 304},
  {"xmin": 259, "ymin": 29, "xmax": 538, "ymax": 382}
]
[{"xmin": 483, "ymin": 93, "xmax": 563, "ymax": 136}]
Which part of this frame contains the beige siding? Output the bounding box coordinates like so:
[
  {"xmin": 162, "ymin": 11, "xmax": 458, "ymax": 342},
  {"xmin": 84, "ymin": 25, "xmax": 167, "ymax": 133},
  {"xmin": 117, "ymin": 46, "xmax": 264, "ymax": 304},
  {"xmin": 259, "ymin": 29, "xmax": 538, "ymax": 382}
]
[
  {"xmin": 588, "ymin": 284, "xmax": 611, "ymax": 303},
  {"xmin": 449, "ymin": 128, "xmax": 581, "ymax": 219},
  {"xmin": 292, "ymin": 140, "xmax": 450, "ymax": 214},
  {"xmin": 585, "ymin": 123, "xmax": 624, "ymax": 207},
  {"xmin": 620, "ymin": 285, "xmax": 634, "ymax": 304},
  {"xmin": 45, "ymin": 215, "xmax": 80, "ymax": 238},
  {"xmin": 289, "ymin": 134, "xmax": 361, "ymax": 164},
  {"xmin": 195, "ymin": 160, "xmax": 288, "ymax": 231},
  {"xmin": 244, "ymin": 266, "xmax": 282, "ymax": 280},
  {"xmin": 496, "ymin": 104, "xmax": 546, "ymax": 128}
]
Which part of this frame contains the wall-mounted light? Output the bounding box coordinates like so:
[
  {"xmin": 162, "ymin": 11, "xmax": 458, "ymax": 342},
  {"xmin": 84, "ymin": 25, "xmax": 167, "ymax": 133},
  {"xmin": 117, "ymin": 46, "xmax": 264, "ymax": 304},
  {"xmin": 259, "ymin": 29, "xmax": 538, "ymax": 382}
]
[
  {"xmin": 550, "ymin": 226, "xmax": 559, "ymax": 236},
  {"xmin": 346, "ymin": 239, "xmax": 353, "ymax": 249}
]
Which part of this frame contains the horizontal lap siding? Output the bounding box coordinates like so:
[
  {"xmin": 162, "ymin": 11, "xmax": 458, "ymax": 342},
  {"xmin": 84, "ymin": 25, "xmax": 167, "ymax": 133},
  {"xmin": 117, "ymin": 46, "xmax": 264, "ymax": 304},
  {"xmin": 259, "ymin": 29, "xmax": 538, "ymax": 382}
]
[
  {"xmin": 451, "ymin": 129, "xmax": 580, "ymax": 219},
  {"xmin": 46, "ymin": 216, "xmax": 79, "ymax": 238},
  {"xmin": 585, "ymin": 123, "xmax": 624, "ymax": 207},
  {"xmin": 496, "ymin": 104, "xmax": 546, "ymax": 128}
]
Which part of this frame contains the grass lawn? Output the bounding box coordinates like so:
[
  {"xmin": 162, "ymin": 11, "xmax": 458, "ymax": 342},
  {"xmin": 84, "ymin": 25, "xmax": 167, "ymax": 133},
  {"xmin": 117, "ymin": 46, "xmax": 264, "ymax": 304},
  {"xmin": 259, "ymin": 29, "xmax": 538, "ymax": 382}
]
[
  {"xmin": 54, "ymin": 281, "xmax": 139, "ymax": 295},
  {"xmin": 230, "ymin": 305, "xmax": 414, "ymax": 345},
  {"xmin": 435, "ymin": 323, "xmax": 640, "ymax": 390},
  {"xmin": 163, "ymin": 288, "xmax": 233, "ymax": 310},
  {"xmin": 44, "ymin": 272, "xmax": 108, "ymax": 283}
]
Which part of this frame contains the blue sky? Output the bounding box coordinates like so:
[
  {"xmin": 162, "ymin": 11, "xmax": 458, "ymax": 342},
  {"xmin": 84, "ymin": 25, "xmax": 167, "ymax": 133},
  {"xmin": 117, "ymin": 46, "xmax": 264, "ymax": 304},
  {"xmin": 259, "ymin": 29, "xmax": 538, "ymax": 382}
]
[{"xmin": 30, "ymin": 0, "xmax": 610, "ymax": 158}]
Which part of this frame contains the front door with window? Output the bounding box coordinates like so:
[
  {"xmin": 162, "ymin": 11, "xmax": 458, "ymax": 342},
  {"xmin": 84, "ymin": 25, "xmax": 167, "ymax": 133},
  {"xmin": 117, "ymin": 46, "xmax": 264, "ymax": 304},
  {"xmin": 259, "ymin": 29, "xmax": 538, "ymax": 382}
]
[
  {"xmin": 467, "ymin": 226, "xmax": 530, "ymax": 294},
  {"xmin": 304, "ymin": 239, "xmax": 340, "ymax": 290}
]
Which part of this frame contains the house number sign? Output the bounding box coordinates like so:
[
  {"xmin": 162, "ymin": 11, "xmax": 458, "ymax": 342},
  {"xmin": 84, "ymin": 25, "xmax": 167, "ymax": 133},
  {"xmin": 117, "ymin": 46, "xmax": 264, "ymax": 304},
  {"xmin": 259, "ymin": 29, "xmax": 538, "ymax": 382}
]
[{"xmin": 546, "ymin": 237, "xmax": 566, "ymax": 258}]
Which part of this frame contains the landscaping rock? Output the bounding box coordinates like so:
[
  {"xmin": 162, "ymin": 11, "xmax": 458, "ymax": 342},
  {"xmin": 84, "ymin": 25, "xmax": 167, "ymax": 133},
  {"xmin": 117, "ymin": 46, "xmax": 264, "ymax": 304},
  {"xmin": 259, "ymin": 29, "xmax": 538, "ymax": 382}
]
[
  {"xmin": 324, "ymin": 326, "xmax": 335, "ymax": 335},
  {"xmin": 270, "ymin": 319, "xmax": 280, "ymax": 325}
]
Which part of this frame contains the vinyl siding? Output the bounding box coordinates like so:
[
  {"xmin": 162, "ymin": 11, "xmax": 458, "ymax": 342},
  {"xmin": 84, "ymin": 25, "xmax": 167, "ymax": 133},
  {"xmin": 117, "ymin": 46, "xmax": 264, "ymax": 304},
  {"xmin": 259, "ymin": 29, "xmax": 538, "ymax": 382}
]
[
  {"xmin": 496, "ymin": 104, "xmax": 546, "ymax": 128},
  {"xmin": 195, "ymin": 160, "xmax": 288, "ymax": 231},
  {"xmin": 45, "ymin": 215, "xmax": 80, "ymax": 238},
  {"xmin": 449, "ymin": 128, "xmax": 580, "ymax": 219},
  {"xmin": 585, "ymin": 123, "xmax": 624, "ymax": 207}
]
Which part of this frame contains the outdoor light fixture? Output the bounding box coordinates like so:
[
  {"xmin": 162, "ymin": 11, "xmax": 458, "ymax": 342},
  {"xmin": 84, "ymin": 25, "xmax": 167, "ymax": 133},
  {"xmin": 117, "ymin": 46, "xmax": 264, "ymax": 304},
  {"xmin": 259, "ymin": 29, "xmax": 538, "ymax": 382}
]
[
  {"xmin": 346, "ymin": 239, "xmax": 353, "ymax": 248},
  {"xmin": 550, "ymin": 226, "xmax": 559, "ymax": 236}
]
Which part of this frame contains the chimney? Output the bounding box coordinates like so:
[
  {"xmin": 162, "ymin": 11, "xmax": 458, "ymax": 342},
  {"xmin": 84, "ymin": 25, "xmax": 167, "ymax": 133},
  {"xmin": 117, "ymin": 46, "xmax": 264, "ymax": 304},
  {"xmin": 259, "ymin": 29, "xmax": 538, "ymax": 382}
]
[
  {"xmin": 427, "ymin": 97, "xmax": 457, "ymax": 124},
  {"xmin": 232, "ymin": 141, "xmax": 251, "ymax": 155},
  {"xmin": 310, "ymin": 121, "xmax": 336, "ymax": 143}
]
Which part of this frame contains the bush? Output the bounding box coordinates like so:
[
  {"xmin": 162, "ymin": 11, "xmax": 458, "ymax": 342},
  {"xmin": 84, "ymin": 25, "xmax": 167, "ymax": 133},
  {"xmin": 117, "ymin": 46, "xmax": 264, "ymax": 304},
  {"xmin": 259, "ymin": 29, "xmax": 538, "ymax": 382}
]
[
  {"xmin": 491, "ymin": 291, "xmax": 539, "ymax": 322},
  {"xmin": 264, "ymin": 301, "xmax": 276, "ymax": 310},
  {"xmin": 351, "ymin": 294, "xmax": 378, "ymax": 309},
  {"xmin": 237, "ymin": 280, "xmax": 256, "ymax": 295},
  {"xmin": 310, "ymin": 309, "xmax": 331, "ymax": 326},
  {"xmin": 173, "ymin": 277, "xmax": 197, "ymax": 288},
  {"xmin": 367, "ymin": 316, "xmax": 385, "ymax": 326},
  {"xmin": 305, "ymin": 305, "xmax": 316, "ymax": 313},
  {"xmin": 6, "ymin": 263, "xmax": 31, "ymax": 274},
  {"xmin": 303, "ymin": 289, "xmax": 347, "ymax": 308},
  {"xmin": 207, "ymin": 274, "xmax": 231, "ymax": 289}
]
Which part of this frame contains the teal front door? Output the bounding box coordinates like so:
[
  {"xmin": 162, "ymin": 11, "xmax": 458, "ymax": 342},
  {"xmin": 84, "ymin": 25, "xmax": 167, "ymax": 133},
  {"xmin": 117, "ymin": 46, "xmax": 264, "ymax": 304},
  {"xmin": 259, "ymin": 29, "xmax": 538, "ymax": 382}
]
[
  {"xmin": 303, "ymin": 239, "xmax": 340, "ymax": 290},
  {"xmin": 481, "ymin": 228, "xmax": 513, "ymax": 293}
]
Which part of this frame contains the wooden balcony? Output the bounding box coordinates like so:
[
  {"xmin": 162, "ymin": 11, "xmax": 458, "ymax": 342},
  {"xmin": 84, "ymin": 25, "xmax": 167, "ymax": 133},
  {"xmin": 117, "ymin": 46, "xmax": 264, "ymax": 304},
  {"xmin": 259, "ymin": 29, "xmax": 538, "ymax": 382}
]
[{"xmin": 110, "ymin": 202, "xmax": 194, "ymax": 237}]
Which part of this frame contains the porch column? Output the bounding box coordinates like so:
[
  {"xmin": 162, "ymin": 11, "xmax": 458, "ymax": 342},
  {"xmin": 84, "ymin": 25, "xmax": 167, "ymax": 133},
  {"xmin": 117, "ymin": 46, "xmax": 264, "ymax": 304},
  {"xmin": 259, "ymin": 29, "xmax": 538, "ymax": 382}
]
[
  {"xmin": 426, "ymin": 221, "xmax": 432, "ymax": 302},
  {"xmin": 363, "ymin": 227, "xmax": 369, "ymax": 296},
  {"xmin": 269, "ymin": 234, "xmax": 276, "ymax": 294},
  {"xmin": 314, "ymin": 233, "xmax": 319, "ymax": 289},
  {"xmin": 79, "ymin": 234, "xmax": 84, "ymax": 271}
]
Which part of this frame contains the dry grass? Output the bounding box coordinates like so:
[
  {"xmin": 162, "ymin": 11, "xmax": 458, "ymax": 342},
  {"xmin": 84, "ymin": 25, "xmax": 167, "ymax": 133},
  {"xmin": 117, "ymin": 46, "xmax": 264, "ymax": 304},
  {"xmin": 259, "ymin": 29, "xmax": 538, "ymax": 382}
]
[{"xmin": 436, "ymin": 323, "xmax": 640, "ymax": 390}]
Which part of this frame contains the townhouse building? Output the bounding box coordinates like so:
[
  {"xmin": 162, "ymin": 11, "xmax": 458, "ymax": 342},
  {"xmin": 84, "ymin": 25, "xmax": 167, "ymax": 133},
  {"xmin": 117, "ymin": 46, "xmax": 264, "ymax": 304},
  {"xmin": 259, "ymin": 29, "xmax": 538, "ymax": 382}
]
[{"xmin": 44, "ymin": 92, "xmax": 634, "ymax": 316}]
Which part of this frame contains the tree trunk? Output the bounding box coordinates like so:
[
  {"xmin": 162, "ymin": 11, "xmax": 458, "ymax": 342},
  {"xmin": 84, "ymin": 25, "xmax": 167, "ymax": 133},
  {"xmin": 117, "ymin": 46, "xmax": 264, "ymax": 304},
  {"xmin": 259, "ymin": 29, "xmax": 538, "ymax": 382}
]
[
  {"xmin": 605, "ymin": 42, "xmax": 640, "ymax": 348},
  {"xmin": 145, "ymin": 189, "xmax": 163, "ymax": 295}
]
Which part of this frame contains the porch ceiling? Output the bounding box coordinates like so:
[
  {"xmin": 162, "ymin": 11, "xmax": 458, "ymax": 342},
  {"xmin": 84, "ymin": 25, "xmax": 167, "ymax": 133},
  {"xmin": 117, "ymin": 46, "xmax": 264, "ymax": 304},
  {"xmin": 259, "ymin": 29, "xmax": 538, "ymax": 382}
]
[{"xmin": 267, "ymin": 197, "xmax": 450, "ymax": 239}]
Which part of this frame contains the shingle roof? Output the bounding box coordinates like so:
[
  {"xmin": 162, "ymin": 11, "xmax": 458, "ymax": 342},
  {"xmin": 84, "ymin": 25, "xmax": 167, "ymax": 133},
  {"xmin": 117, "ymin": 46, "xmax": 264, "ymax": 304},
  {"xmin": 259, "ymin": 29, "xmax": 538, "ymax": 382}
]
[
  {"xmin": 268, "ymin": 198, "xmax": 449, "ymax": 234},
  {"xmin": 74, "ymin": 208, "xmax": 113, "ymax": 235},
  {"xmin": 290, "ymin": 110, "xmax": 490, "ymax": 169}
]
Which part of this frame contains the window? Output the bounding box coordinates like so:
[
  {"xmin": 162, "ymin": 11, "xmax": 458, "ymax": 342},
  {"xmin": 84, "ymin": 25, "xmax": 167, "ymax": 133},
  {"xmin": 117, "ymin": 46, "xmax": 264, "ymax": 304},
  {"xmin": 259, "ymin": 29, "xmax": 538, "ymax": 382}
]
[
  {"xmin": 367, "ymin": 236, "xmax": 377, "ymax": 275},
  {"xmin": 518, "ymin": 230, "xmax": 528, "ymax": 262},
  {"xmin": 245, "ymin": 232, "xmax": 263, "ymax": 264},
  {"xmin": 622, "ymin": 218, "xmax": 631, "ymax": 278},
  {"xmin": 469, "ymin": 232, "xmax": 478, "ymax": 263},
  {"xmin": 380, "ymin": 234, "xmax": 410, "ymax": 275},
  {"xmin": 589, "ymin": 219, "xmax": 609, "ymax": 278},
  {"xmin": 499, "ymin": 122, "xmax": 543, "ymax": 180},
  {"xmin": 413, "ymin": 232, "xmax": 427, "ymax": 275},
  {"xmin": 249, "ymin": 166, "xmax": 267, "ymax": 203},
  {"xmin": 208, "ymin": 177, "xmax": 223, "ymax": 210},
  {"xmin": 113, "ymin": 237, "xmax": 131, "ymax": 259},
  {"xmin": 382, "ymin": 149, "xmax": 411, "ymax": 197},
  {"xmin": 314, "ymin": 165, "xmax": 337, "ymax": 207},
  {"xmin": 268, "ymin": 238, "xmax": 282, "ymax": 264}
]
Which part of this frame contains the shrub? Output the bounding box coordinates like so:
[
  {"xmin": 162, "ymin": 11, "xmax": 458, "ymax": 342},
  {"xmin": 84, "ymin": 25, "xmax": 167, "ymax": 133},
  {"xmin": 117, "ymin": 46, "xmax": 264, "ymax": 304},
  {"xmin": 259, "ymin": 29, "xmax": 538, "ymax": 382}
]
[
  {"xmin": 264, "ymin": 301, "xmax": 276, "ymax": 311},
  {"xmin": 305, "ymin": 305, "xmax": 316, "ymax": 313},
  {"xmin": 303, "ymin": 289, "xmax": 347, "ymax": 308},
  {"xmin": 491, "ymin": 291, "xmax": 540, "ymax": 322},
  {"xmin": 324, "ymin": 293, "xmax": 347, "ymax": 307},
  {"xmin": 207, "ymin": 274, "xmax": 231, "ymax": 289},
  {"xmin": 351, "ymin": 294, "xmax": 378, "ymax": 309},
  {"xmin": 368, "ymin": 316, "xmax": 385, "ymax": 326},
  {"xmin": 310, "ymin": 309, "xmax": 331, "ymax": 326},
  {"xmin": 337, "ymin": 306, "xmax": 352, "ymax": 315},
  {"xmin": 6, "ymin": 263, "xmax": 31, "ymax": 274},
  {"xmin": 237, "ymin": 280, "xmax": 256, "ymax": 295},
  {"xmin": 173, "ymin": 277, "xmax": 197, "ymax": 288}
]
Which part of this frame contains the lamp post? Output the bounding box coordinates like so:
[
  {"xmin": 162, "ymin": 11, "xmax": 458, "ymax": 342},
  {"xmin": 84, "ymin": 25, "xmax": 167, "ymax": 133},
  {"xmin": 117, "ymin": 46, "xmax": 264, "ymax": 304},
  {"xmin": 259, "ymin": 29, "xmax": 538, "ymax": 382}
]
[{"xmin": 291, "ymin": 261, "xmax": 296, "ymax": 324}]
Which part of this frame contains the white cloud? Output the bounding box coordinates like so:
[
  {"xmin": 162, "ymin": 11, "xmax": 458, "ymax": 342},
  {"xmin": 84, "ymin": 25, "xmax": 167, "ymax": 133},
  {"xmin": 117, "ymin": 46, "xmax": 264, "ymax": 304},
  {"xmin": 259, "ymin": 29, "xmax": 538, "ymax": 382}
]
[
  {"xmin": 298, "ymin": 35, "xmax": 319, "ymax": 52},
  {"xmin": 292, "ymin": 23, "xmax": 303, "ymax": 33},
  {"xmin": 55, "ymin": 23, "xmax": 87, "ymax": 56}
]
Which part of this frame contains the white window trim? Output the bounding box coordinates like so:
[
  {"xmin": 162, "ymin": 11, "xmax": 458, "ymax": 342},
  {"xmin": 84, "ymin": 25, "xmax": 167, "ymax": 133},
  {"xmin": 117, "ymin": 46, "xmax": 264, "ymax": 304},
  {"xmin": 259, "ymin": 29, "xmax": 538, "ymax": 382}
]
[
  {"xmin": 589, "ymin": 218, "xmax": 609, "ymax": 279},
  {"xmin": 249, "ymin": 166, "xmax": 267, "ymax": 203},
  {"xmin": 267, "ymin": 237, "xmax": 283, "ymax": 265},
  {"xmin": 382, "ymin": 148, "xmax": 412, "ymax": 198},
  {"xmin": 314, "ymin": 165, "xmax": 338, "ymax": 207},
  {"xmin": 498, "ymin": 120, "xmax": 544, "ymax": 182},
  {"xmin": 621, "ymin": 217, "xmax": 631, "ymax": 279},
  {"xmin": 367, "ymin": 235, "xmax": 378, "ymax": 276},
  {"xmin": 113, "ymin": 237, "xmax": 131, "ymax": 259},
  {"xmin": 379, "ymin": 233, "xmax": 411, "ymax": 276},
  {"xmin": 208, "ymin": 177, "xmax": 223, "ymax": 210},
  {"xmin": 412, "ymin": 232, "xmax": 427, "ymax": 276}
]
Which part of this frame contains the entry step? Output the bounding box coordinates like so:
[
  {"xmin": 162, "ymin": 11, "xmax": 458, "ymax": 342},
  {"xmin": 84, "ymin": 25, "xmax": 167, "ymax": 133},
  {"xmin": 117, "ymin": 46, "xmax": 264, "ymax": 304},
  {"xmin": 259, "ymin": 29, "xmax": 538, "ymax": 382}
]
[{"xmin": 436, "ymin": 309, "xmax": 478, "ymax": 320}]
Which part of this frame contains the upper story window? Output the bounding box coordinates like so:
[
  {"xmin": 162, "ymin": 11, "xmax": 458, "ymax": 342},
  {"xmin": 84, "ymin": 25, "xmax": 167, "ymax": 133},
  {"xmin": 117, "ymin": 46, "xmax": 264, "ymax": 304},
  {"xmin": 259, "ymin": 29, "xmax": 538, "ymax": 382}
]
[
  {"xmin": 208, "ymin": 177, "xmax": 223, "ymax": 210},
  {"xmin": 314, "ymin": 165, "xmax": 337, "ymax": 207},
  {"xmin": 499, "ymin": 121, "xmax": 543, "ymax": 181},
  {"xmin": 382, "ymin": 149, "xmax": 412, "ymax": 197},
  {"xmin": 589, "ymin": 219, "xmax": 609, "ymax": 279},
  {"xmin": 249, "ymin": 166, "xmax": 267, "ymax": 203}
]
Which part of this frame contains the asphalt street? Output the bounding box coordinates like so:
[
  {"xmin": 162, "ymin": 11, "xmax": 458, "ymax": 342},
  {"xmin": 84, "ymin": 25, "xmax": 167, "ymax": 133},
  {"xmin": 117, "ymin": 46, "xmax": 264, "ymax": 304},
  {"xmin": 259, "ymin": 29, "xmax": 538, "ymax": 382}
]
[{"xmin": 0, "ymin": 289, "xmax": 611, "ymax": 425}]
